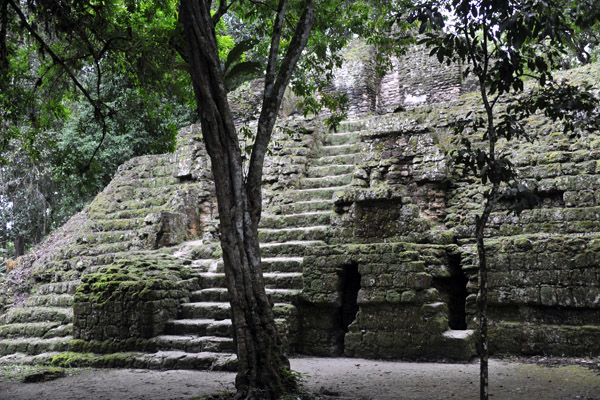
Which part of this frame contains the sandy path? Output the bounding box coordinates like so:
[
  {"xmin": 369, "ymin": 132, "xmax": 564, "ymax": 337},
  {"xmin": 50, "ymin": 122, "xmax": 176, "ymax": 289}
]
[{"xmin": 0, "ymin": 357, "xmax": 598, "ymax": 400}]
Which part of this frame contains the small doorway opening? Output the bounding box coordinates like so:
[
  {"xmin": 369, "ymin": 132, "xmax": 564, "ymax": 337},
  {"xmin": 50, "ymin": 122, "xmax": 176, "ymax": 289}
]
[
  {"xmin": 336, "ymin": 263, "xmax": 361, "ymax": 354},
  {"xmin": 432, "ymin": 254, "xmax": 468, "ymax": 330}
]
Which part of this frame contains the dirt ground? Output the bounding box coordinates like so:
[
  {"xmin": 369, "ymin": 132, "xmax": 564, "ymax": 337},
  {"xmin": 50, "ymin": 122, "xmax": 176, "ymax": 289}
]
[{"xmin": 0, "ymin": 357, "xmax": 599, "ymax": 400}]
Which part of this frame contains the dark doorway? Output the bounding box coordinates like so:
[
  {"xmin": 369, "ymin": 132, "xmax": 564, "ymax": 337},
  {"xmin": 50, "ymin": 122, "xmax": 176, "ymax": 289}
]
[
  {"xmin": 336, "ymin": 263, "xmax": 361, "ymax": 353},
  {"xmin": 432, "ymin": 254, "xmax": 468, "ymax": 330}
]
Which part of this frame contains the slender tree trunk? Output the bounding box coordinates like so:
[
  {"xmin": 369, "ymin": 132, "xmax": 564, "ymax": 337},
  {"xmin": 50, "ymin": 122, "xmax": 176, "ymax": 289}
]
[
  {"xmin": 180, "ymin": 1, "xmax": 308, "ymax": 398},
  {"xmin": 475, "ymin": 186, "xmax": 497, "ymax": 400},
  {"xmin": 14, "ymin": 234, "xmax": 24, "ymax": 257},
  {"xmin": 474, "ymin": 37, "xmax": 496, "ymax": 399},
  {"xmin": 475, "ymin": 214, "xmax": 489, "ymax": 400}
]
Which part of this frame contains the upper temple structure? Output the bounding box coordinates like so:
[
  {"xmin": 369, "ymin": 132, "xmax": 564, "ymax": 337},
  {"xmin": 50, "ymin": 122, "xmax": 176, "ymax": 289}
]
[{"xmin": 0, "ymin": 40, "xmax": 599, "ymax": 370}]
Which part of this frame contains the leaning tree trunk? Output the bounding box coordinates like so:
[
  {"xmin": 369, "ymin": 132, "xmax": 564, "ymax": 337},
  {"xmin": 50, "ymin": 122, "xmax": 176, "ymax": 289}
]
[{"xmin": 180, "ymin": 1, "xmax": 309, "ymax": 398}]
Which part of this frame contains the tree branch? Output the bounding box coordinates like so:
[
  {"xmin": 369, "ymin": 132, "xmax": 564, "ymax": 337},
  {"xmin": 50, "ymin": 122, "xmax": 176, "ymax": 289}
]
[
  {"xmin": 212, "ymin": 0, "xmax": 237, "ymax": 25},
  {"xmin": 7, "ymin": 0, "xmax": 106, "ymax": 115},
  {"xmin": 263, "ymin": 0, "xmax": 287, "ymax": 100},
  {"xmin": 246, "ymin": 0, "xmax": 295, "ymax": 27},
  {"xmin": 7, "ymin": 0, "xmax": 122, "ymax": 173},
  {"xmin": 246, "ymin": 0, "xmax": 315, "ymax": 219}
]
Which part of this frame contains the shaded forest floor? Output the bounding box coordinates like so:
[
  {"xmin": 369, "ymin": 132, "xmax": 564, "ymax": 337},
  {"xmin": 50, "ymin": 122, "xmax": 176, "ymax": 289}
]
[{"xmin": 0, "ymin": 356, "xmax": 599, "ymax": 400}]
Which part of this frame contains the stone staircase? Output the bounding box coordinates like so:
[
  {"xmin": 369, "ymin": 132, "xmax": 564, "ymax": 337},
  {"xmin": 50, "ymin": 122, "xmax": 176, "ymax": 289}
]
[
  {"xmin": 0, "ymin": 153, "xmax": 201, "ymax": 367},
  {"xmin": 0, "ymin": 118, "xmax": 371, "ymax": 370},
  {"xmin": 133, "ymin": 121, "xmax": 367, "ymax": 369}
]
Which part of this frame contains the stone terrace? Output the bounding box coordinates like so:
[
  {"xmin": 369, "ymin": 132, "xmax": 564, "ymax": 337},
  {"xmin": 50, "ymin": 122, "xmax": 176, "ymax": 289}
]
[{"xmin": 0, "ymin": 55, "xmax": 599, "ymax": 369}]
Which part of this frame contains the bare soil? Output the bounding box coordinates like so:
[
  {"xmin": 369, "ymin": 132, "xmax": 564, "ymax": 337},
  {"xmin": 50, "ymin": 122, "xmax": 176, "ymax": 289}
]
[{"xmin": 0, "ymin": 357, "xmax": 598, "ymax": 400}]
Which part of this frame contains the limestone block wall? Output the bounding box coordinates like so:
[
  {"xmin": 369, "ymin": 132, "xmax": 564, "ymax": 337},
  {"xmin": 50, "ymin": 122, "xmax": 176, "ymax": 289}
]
[
  {"xmin": 227, "ymin": 40, "xmax": 469, "ymax": 122},
  {"xmin": 332, "ymin": 115, "xmax": 451, "ymax": 244},
  {"xmin": 299, "ymin": 243, "xmax": 466, "ymax": 359},
  {"xmin": 73, "ymin": 258, "xmax": 194, "ymax": 345},
  {"xmin": 328, "ymin": 40, "xmax": 379, "ymax": 118},
  {"xmin": 328, "ymin": 41, "xmax": 467, "ymax": 116},
  {"xmin": 332, "ymin": 62, "xmax": 600, "ymax": 357},
  {"xmin": 377, "ymin": 44, "xmax": 463, "ymax": 112}
]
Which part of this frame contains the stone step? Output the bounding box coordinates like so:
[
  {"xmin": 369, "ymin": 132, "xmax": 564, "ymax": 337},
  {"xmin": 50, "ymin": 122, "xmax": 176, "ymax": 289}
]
[
  {"xmin": 0, "ymin": 350, "xmax": 238, "ymax": 372},
  {"xmin": 261, "ymin": 257, "xmax": 304, "ymax": 273},
  {"xmin": 191, "ymin": 288, "xmax": 301, "ymax": 303},
  {"xmin": 179, "ymin": 302, "xmax": 231, "ymax": 320},
  {"xmin": 535, "ymin": 174, "xmax": 600, "ymax": 193},
  {"xmin": 150, "ymin": 335, "xmax": 234, "ymax": 353},
  {"xmin": 312, "ymin": 152, "xmax": 362, "ymax": 167},
  {"xmin": 164, "ymin": 317, "xmax": 290, "ymax": 337},
  {"xmin": 62, "ymin": 241, "xmax": 142, "ymax": 258},
  {"xmin": 439, "ymin": 329, "xmax": 477, "ymax": 361},
  {"xmin": 274, "ymin": 200, "xmax": 332, "ymax": 214},
  {"xmin": 196, "ymin": 272, "xmax": 303, "ymax": 290},
  {"xmin": 135, "ymin": 350, "xmax": 237, "ymax": 371},
  {"xmin": 184, "ymin": 243, "xmax": 223, "ymax": 260},
  {"xmin": 190, "ymin": 259, "xmax": 220, "ymax": 273},
  {"xmin": 319, "ymin": 143, "xmax": 363, "ymax": 157},
  {"xmin": 273, "ymin": 145, "xmax": 311, "ymax": 157},
  {"xmin": 482, "ymin": 206, "xmax": 600, "ymax": 236},
  {"xmin": 0, "ymin": 336, "xmax": 73, "ymax": 356},
  {"xmin": 200, "ymin": 257, "xmax": 303, "ymax": 274},
  {"xmin": 260, "ymin": 240, "xmax": 326, "ymax": 257},
  {"xmin": 298, "ymin": 174, "xmax": 353, "ymax": 189},
  {"xmin": 323, "ymin": 131, "xmax": 361, "ymax": 146},
  {"xmin": 118, "ymin": 176, "xmax": 180, "ymax": 189},
  {"xmin": 91, "ymin": 217, "xmax": 146, "ymax": 232},
  {"xmin": 164, "ymin": 318, "xmax": 234, "ymax": 337},
  {"xmin": 130, "ymin": 184, "xmax": 181, "ymax": 198},
  {"xmin": 36, "ymin": 281, "xmax": 81, "ymax": 295},
  {"xmin": 77, "ymin": 230, "xmax": 140, "ymax": 246},
  {"xmin": 337, "ymin": 120, "xmax": 368, "ymax": 132},
  {"xmin": 75, "ymin": 252, "xmax": 163, "ymax": 271},
  {"xmin": 260, "ymin": 211, "xmax": 331, "ymax": 229},
  {"xmin": 95, "ymin": 207, "xmax": 166, "ymax": 220},
  {"xmin": 0, "ymin": 322, "xmax": 73, "ymax": 339},
  {"xmin": 307, "ymin": 164, "xmax": 356, "ymax": 178},
  {"xmin": 26, "ymin": 294, "xmax": 74, "ymax": 308},
  {"xmin": 515, "ymin": 148, "xmax": 600, "ymax": 168},
  {"xmin": 259, "ymin": 225, "xmax": 331, "ymax": 243},
  {"xmin": 179, "ymin": 302, "xmax": 297, "ymax": 320},
  {"xmin": 0, "ymin": 307, "xmax": 73, "ymax": 325},
  {"xmin": 284, "ymin": 186, "xmax": 348, "ymax": 202}
]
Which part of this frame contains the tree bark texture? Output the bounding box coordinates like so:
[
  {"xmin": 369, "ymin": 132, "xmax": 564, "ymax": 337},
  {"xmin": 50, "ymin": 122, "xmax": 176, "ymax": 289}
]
[{"xmin": 179, "ymin": 0, "xmax": 313, "ymax": 398}]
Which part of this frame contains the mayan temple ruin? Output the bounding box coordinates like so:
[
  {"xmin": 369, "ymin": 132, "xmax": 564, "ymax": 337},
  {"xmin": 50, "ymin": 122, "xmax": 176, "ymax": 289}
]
[{"xmin": 0, "ymin": 41, "xmax": 599, "ymax": 371}]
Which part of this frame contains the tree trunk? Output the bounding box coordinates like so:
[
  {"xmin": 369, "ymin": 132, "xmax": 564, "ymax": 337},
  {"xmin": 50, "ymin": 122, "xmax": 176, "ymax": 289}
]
[
  {"xmin": 180, "ymin": 1, "xmax": 298, "ymax": 398},
  {"xmin": 475, "ymin": 186, "xmax": 497, "ymax": 400},
  {"xmin": 14, "ymin": 234, "xmax": 24, "ymax": 257},
  {"xmin": 475, "ymin": 214, "xmax": 488, "ymax": 400}
]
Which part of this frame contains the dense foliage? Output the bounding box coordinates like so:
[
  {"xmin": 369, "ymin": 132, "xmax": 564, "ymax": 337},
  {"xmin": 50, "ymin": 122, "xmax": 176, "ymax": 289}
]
[{"xmin": 0, "ymin": 0, "xmax": 197, "ymax": 257}]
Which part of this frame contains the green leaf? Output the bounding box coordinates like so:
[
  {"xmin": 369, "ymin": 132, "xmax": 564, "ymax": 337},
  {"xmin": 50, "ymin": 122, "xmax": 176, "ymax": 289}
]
[
  {"xmin": 224, "ymin": 61, "xmax": 262, "ymax": 83},
  {"xmin": 224, "ymin": 39, "xmax": 258, "ymax": 75}
]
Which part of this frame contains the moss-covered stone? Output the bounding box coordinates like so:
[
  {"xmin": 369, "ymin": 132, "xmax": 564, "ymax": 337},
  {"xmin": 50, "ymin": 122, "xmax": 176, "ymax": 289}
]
[{"xmin": 73, "ymin": 258, "xmax": 194, "ymax": 341}]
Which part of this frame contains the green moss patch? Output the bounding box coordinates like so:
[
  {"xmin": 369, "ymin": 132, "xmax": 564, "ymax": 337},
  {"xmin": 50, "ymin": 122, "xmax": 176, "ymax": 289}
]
[{"xmin": 73, "ymin": 258, "xmax": 194, "ymax": 341}]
